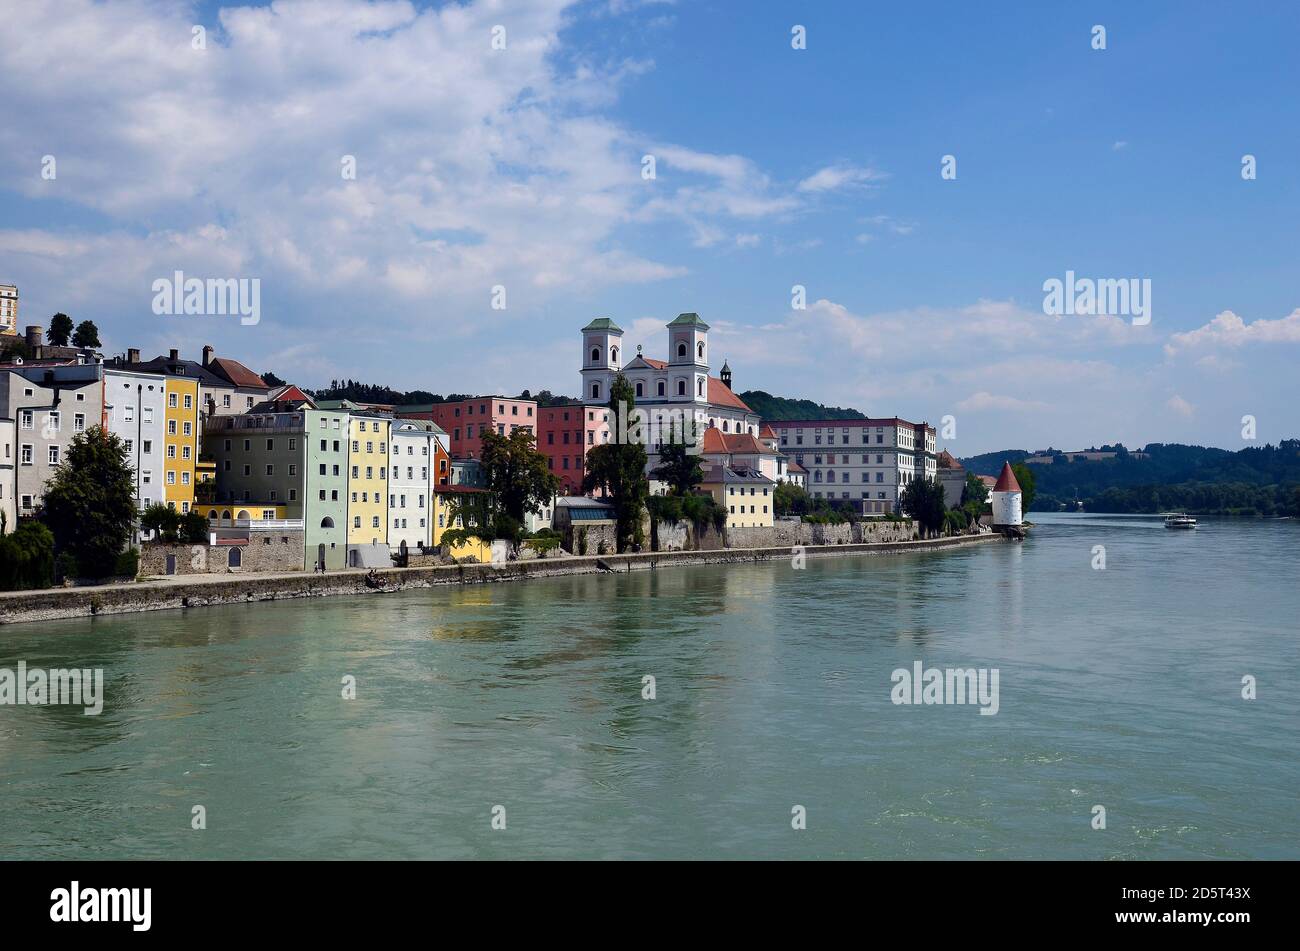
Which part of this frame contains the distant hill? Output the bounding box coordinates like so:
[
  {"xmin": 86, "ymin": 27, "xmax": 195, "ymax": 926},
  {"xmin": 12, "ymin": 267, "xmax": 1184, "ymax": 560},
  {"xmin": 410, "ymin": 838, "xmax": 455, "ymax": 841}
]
[
  {"xmin": 740, "ymin": 390, "xmax": 866, "ymax": 421},
  {"xmin": 960, "ymin": 441, "xmax": 1300, "ymax": 516}
]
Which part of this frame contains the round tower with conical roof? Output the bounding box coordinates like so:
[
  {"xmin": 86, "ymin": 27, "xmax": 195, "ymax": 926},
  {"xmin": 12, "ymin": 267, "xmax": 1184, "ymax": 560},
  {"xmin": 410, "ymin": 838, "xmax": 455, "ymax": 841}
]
[{"xmin": 991, "ymin": 461, "xmax": 1023, "ymax": 527}]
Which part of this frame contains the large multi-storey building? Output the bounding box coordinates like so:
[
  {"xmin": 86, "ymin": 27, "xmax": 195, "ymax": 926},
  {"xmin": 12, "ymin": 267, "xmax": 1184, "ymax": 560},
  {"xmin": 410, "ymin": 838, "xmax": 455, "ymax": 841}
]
[
  {"xmin": 0, "ymin": 416, "xmax": 14, "ymax": 530},
  {"xmin": 102, "ymin": 366, "xmax": 168, "ymax": 512},
  {"xmin": 0, "ymin": 363, "xmax": 104, "ymax": 519},
  {"xmin": 303, "ymin": 407, "xmax": 351, "ymax": 570},
  {"xmin": 408, "ymin": 396, "xmax": 537, "ymax": 458},
  {"xmin": 345, "ymin": 413, "xmax": 390, "ymax": 554},
  {"xmin": 579, "ymin": 314, "xmax": 760, "ymax": 474},
  {"xmin": 535, "ymin": 403, "xmax": 609, "ymax": 493},
  {"xmin": 0, "ymin": 284, "xmax": 17, "ymax": 336},
  {"xmin": 388, "ymin": 419, "xmax": 443, "ymax": 554},
  {"xmin": 163, "ymin": 376, "xmax": 200, "ymax": 512},
  {"xmin": 766, "ymin": 418, "xmax": 937, "ymax": 514}
]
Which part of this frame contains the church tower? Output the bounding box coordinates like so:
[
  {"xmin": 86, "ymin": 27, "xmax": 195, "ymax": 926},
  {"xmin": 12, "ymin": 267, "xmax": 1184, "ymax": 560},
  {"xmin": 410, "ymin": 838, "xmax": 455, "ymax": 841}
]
[
  {"xmin": 720, "ymin": 359, "xmax": 732, "ymax": 390},
  {"xmin": 580, "ymin": 317, "xmax": 623, "ymax": 405},
  {"xmin": 666, "ymin": 312, "xmax": 709, "ymax": 405}
]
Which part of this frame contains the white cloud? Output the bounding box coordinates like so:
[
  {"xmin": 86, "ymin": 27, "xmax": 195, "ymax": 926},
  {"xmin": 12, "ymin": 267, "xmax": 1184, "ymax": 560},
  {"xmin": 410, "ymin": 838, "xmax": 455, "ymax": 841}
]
[
  {"xmin": 1164, "ymin": 308, "xmax": 1300, "ymax": 356},
  {"xmin": 1166, "ymin": 394, "xmax": 1195, "ymax": 418},
  {"xmin": 797, "ymin": 163, "xmax": 886, "ymax": 193}
]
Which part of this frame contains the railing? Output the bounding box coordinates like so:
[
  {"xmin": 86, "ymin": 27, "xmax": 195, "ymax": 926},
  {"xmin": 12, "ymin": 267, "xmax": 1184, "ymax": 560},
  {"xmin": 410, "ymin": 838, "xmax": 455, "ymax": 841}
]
[{"xmin": 227, "ymin": 518, "xmax": 304, "ymax": 531}]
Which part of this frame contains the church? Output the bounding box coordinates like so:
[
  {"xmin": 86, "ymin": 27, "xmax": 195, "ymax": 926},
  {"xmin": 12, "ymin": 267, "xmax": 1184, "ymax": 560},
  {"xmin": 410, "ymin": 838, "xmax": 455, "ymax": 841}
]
[{"xmin": 580, "ymin": 313, "xmax": 760, "ymax": 446}]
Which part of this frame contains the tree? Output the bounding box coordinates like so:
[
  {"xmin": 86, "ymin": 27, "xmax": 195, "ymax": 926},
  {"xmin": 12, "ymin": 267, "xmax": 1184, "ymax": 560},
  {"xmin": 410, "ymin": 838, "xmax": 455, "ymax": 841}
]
[
  {"xmin": 960, "ymin": 471, "xmax": 989, "ymax": 507},
  {"xmin": 478, "ymin": 428, "xmax": 559, "ymax": 536},
  {"xmin": 774, "ymin": 480, "xmax": 809, "ymax": 516},
  {"xmin": 38, "ymin": 427, "xmax": 137, "ymax": 578},
  {"xmin": 0, "ymin": 522, "xmax": 55, "ymax": 590},
  {"xmin": 581, "ymin": 374, "xmax": 648, "ymax": 551},
  {"xmin": 72, "ymin": 320, "xmax": 101, "ymax": 349},
  {"xmin": 899, "ymin": 476, "xmax": 948, "ymax": 537},
  {"xmin": 1011, "ymin": 462, "xmax": 1037, "ymax": 513},
  {"xmin": 140, "ymin": 503, "xmax": 180, "ymax": 542},
  {"xmin": 180, "ymin": 509, "xmax": 211, "ymax": 543},
  {"xmin": 651, "ymin": 439, "xmax": 704, "ymax": 496},
  {"xmin": 47, "ymin": 313, "xmax": 74, "ymax": 346}
]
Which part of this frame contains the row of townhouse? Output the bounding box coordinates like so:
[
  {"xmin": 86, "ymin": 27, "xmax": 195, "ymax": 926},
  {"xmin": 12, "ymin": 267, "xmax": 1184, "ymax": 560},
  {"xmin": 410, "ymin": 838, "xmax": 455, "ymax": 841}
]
[
  {"xmin": 202, "ymin": 394, "xmax": 477, "ymax": 569},
  {"xmin": 0, "ymin": 337, "xmax": 271, "ymax": 527}
]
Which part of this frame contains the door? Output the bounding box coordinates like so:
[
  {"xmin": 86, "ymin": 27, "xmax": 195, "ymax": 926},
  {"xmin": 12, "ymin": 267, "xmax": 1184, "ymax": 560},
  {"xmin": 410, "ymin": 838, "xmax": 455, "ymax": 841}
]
[
  {"xmin": 165, "ymin": 554, "xmax": 176, "ymax": 575},
  {"xmin": 318, "ymin": 543, "xmax": 326, "ymax": 571}
]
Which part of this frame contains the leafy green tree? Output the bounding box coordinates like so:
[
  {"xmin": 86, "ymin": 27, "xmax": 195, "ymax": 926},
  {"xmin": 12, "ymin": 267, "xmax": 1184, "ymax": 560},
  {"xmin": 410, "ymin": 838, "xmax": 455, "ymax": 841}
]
[
  {"xmin": 581, "ymin": 374, "xmax": 648, "ymax": 551},
  {"xmin": 38, "ymin": 427, "xmax": 136, "ymax": 578},
  {"xmin": 774, "ymin": 480, "xmax": 809, "ymax": 516},
  {"xmin": 478, "ymin": 428, "xmax": 559, "ymax": 532},
  {"xmin": 1010, "ymin": 462, "xmax": 1037, "ymax": 513},
  {"xmin": 46, "ymin": 313, "xmax": 74, "ymax": 346},
  {"xmin": 0, "ymin": 522, "xmax": 56, "ymax": 590},
  {"xmin": 140, "ymin": 503, "xmax": 181, "ymax": 542},
  {"xmin": 960, "ymin": 471, "xmax": 989, "ymax": 507},
  {"xmin": 72, "ymin": 320, "xmax": 101, "ymax": 349},
  {"xmin": 180, "ymin": 509, "xmax": 211, "ymax": 543},
  {"xmin": 899, "ymin": 476, "xmax": 948, "ymax": 537},
  {"xmin": 651, "ymin": 439, "xmax": 704, "ymax": 496}
]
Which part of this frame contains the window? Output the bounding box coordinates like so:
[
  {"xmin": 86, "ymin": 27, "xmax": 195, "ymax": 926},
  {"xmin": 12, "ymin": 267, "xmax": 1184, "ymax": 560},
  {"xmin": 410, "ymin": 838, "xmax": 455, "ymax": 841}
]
[
  {"xmin": 144, "ymin": 407, "xmax": 154, "ymax": 424},
  {"xmin": 182, "ymin": 446, "xmax": 191, "ymax": 460},
  {"xmin": 372, "ymin": 516, "xmax": 380, "ymax": 528},
  {"xmin": 168, "ymin": 445, "xmax": 176, "ymax": 458},
  {"xmin": 184, "ymin": 394, "xmax": 193, "ymax": 409},
  {"xmin": 677, "ymin": 342, "xmax": 687, "ymax": 358},
  {"xmin": 183, "ymin": 422, "xmax": 192, "ymax": 436},
  {"xmin": 591, "ymin": 383, "xmax": 601, "ymax": 400},
  {"xmin": 169, "ymin": 393, "xmax": 178, "ymax": 408},
  {"xmin": 182, "ymin": 472, "xmax": 191, "ymax": 485},
  {"xmin": 48, "ymin": 446, "xmax": 60, "ymax": 465},
  {"xmin": 19, "ymin": 410, "xmax": 32, "ymax": 430},
  {"xmin": 677, "ymin": 380, "xmax": 685, "ymax": 396},
  {"xmin": 166, "ymin": 471, "xmax": 176, "ymax": 485},
  {"xmin": 223, "ymin": 394, "xmax": 231, "ymax": 407},
  {"xmin": 74, "ymin": 413, "xmax": 85, "ymax": 432},
  {"xmin": 48, "ymin": 411, "xmax": 60, "ymax": 431},
  {"xmin": 354, "ymin": 516, "xmax": 361, "ymax": 529}
]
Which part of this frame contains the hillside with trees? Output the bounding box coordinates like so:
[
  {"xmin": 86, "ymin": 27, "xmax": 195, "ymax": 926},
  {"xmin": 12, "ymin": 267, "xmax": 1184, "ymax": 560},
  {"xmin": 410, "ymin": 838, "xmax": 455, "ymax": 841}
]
[
  {"xmin": 960, "ymin": 441, "xmax": 1300, "ymax": 516},
  {"xmin": 738, "ymin": 390, "xmax": 866, "ymax": 421}
]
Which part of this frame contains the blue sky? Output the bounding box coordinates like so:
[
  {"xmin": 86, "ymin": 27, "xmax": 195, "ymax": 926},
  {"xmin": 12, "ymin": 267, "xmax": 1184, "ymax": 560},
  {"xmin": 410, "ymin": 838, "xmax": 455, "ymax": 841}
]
[{"xmin": 1, "ymin": 0, "xmax": 1297, "ymax": 454}]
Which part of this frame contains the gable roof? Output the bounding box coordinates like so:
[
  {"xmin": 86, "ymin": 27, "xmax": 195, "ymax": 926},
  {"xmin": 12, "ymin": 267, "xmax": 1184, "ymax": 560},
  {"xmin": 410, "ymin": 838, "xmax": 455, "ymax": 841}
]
[
  {"xmin": 993, "ymin": 461, "xmax": 1022, "ymax": 492},
  {"xmin": 937, "ymin": 449, "xmax": 962, "ymax": 470},
  {"xmin": 707, "ymin": 376, "xmax": 751, "ymax": 412},
  {"xmin": 268, "ymin": 383, "xmax": 314, "ymax": 406},
  {"xmin": 208, "ymin": 356, "xmax": 269, "ymax": 389},
  {"xmin": 701, "ymin": 428, "xmax": 769, "ymax": 456}
]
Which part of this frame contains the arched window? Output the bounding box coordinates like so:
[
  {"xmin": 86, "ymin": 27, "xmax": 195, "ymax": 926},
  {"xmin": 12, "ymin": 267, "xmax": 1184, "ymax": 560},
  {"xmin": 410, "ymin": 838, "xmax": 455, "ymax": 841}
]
[
  {"xmin": 814, "ymin": 471, "xmax": 822, "ymax": 483},
  {"xmin": 228, "ymin": 547, "xmax": 242, "ymax": 567},
  {"xmin": 207, "ymin": 510, "xmax": 217, "ymax": 520},
  {"xmin": 610, "ymin": 346, "xmax": 618, "ymax": 363},
  {"xmin": 657, "ymin": 380, "xmax": 665, "ymax": 396},
  {"xmin": 677, "ymin": 380, "xmax": 686, "ymax": 396},
  {"xmin": 591, "ymin": 382, "xmax": 601, "ymax": 400},
  {"xmin": 635, "ymin": 381, "xmax": 643, "ymax": 398},
  {"xmin": 320, "ymin": 517, "xmax": 335, "ymax": 529},
  {"xmin": 697, "ymin": 378, "xmax": 704, "ymax": 397},
  {"xmin": 236, "ymin": 509, "xmax": 250, "ymax": 521},
  {"xmin": 591, "ymin": 346, "xmax": 599, "ymax": 363},
  {"xmin": 677, "ymin": 342, "xmax": 687, "ymax": 359},
  {"xmin": 723, "ymin": 420, "xmax": 730, "ymax": 432},
  {"xmin": 222, "ymin": 510, "xmax": 232, "ymax": 521},
  {"xmin": 827, "ymin": 470, "xmax": 836, "ymax": 482},
  {"xmin": 697, "ymin": 341, "xmax": 705, "ymax": 360}
]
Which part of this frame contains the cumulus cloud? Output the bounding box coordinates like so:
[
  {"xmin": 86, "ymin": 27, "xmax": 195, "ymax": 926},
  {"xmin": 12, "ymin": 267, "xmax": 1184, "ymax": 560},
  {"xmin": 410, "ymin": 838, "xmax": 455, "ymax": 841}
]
[
  {"xmin": 796, "ymin": 163, "xmax": 886, "ymax": 193},
  {"xmin": 1164, "ymin": 308, "xmax": 1300, "ymax": 356},
  {"xmin": 1166, "ymin": 394, "xmax": 1195, "ymax": 418}
]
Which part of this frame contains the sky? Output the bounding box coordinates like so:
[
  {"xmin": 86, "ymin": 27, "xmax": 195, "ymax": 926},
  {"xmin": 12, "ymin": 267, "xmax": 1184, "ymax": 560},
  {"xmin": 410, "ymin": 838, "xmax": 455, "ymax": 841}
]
[{"xmin": 1, "ymin": 0, "xmax": 1297, "ymax": 455}]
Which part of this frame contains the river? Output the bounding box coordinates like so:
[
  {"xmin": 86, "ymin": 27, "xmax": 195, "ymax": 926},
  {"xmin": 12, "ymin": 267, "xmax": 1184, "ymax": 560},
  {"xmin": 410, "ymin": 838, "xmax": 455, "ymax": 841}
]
[{"xmin": 2, "ymin": 513, "xmax": 1296, "ymax": 859}]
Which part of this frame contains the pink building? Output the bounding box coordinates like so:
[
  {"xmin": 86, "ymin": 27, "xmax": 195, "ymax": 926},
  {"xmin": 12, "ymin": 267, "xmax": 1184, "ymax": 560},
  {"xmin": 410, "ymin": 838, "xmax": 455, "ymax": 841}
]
[
  {"xmin": 536, "ymin": 403, "xmax": 610, "ymax": 493},
  {"xmin": 408, "ymin": 396, "xmax": 537, "ymax": 459}
]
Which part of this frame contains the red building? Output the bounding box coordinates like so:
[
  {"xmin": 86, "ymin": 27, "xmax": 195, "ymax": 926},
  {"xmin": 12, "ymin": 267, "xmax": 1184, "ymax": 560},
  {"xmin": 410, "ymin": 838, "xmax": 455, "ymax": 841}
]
[
  {"xmin": 535, "ymin": 403, "xmax": 610, "ymax": 493},
  {"xmin": 406, "ymin": 396, "xmax": 537, "ymax": 459}
]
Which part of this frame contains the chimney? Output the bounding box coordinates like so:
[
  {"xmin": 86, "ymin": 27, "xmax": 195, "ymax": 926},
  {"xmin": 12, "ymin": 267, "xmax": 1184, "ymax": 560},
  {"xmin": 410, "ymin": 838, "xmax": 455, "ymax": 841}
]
[
  {"xmin": 127, "ymin": 348, "xmax": 140, "ymax": 363},
  {"xmin": 25, "ymin": 325, "xmax": 41, "ymax": 349},
  {"xmin": 169, "ymin": 348, "xmax": 179, "ymax": 362},
  {"xmin": 202, "ymin": 345, "xmax": 214, "ymax": 366}
]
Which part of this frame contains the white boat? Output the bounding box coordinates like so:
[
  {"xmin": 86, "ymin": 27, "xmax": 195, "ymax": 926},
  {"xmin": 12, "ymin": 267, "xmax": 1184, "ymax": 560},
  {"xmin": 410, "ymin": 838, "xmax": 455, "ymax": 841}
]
[{"xmin": 1164, "ymin": 513, "xmax": 1197, "ymax": 529}]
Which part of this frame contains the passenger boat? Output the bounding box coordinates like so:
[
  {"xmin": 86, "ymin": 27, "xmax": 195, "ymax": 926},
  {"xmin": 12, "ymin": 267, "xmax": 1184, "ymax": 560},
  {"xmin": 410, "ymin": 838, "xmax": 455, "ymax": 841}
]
[{"xmin": 1164, "ymin": 513, "xmax": 1197, "ymax": 529}]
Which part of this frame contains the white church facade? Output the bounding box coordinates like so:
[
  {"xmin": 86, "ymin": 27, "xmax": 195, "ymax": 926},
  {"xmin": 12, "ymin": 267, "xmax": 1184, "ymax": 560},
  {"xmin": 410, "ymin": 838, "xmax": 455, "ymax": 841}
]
[{"xmin": 580, "ymin": 314, "xmax": 761, "ymax": 464}]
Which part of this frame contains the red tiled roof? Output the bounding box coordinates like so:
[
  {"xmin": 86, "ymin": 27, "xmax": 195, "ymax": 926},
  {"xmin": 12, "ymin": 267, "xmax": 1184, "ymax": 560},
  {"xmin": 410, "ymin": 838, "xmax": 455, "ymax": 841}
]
[
  {"xmin": 787, "ymin": 459, "xmax": 807, "ymax": 473},
  {"xmin": 936, "ymin": 449, "xmax": 962, "ymax": 469},
  {"xmin": 993, "ymin": 461, "xmax": 1021, "ymax": 492},
  {"xmin": 707, "ymin": 376, "xmax": 751, "ymax": 412},
  {"xmin": 641, "ymin": 357, "xmax": 667, "ymax": 369},
  {"xmin": 701, "ymin": 429, "xmax": 767, "ymax": 455},
  {"xmin": 209, "ymin": 357, "xmax": 269, "ymax": 389},
  {"xmin": 759, "ymin": 423, "xmax": 777, "ymax": 438}
]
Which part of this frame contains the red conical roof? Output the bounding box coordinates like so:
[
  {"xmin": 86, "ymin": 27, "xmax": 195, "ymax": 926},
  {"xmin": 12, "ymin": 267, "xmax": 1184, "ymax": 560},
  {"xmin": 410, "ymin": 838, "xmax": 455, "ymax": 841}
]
[{"xmin": 993, "ymin": 461, "xmax": 1021, "ymax": 492}]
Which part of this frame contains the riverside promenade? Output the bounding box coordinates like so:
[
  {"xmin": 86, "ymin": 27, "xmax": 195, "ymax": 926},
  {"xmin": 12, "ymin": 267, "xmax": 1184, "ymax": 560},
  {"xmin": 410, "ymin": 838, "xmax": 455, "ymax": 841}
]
[{"xmin": 0, "ymin": 533, "xmax": 1006, "ymax": 625}]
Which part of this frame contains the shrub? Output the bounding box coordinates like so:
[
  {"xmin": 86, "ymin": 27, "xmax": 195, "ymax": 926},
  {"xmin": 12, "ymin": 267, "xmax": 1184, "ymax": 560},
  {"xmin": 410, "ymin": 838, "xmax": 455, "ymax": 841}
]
[
  {"xmin": 0, "ymin": 522, "xmax": 56, "ymax": 591},
  {"xmin": 55, "ymin": 551, "xmax": 80, "ymax": 582},
  {"xmin": 114, "ymin": 548, "xmax": 140, "ymax": 579}
]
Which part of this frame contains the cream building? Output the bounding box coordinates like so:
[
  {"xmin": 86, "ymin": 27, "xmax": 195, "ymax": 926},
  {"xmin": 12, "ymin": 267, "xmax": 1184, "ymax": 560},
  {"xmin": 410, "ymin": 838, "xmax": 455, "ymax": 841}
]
[{"xmin": 0, "ymin": 284, "xmax": 16, "ymax": 336}]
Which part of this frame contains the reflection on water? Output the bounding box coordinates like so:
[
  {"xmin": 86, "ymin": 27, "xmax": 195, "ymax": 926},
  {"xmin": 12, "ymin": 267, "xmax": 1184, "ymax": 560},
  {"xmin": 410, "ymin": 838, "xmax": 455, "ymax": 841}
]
[{"xmin": 2, "ymin": 514, "xmax": 1298, "ymax": 859}]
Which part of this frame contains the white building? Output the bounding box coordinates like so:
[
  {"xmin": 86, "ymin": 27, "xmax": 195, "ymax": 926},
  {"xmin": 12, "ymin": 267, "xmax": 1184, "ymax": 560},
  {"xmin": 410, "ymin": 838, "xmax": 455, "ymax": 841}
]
[
  {"xmin": 103, "ymin": 367, "xmax": 169, "ymax": 512},
  {"xmin": 580, "ymin": 314, "xmax": 760, "ymax": 473},
  {"xmin": 388, "ymin": 419, "xmax": 441, "ymax": 554},
  {"xmin": 767, "ymin": 417, "xmax": 937, "ymax": 515},
  {"xmin": 0, "ymin": 284, "xmax": 16, "ymax": 337},
  {"xmin": 0, "ymin": 416, "xmax": 14, "ymax": 531}
]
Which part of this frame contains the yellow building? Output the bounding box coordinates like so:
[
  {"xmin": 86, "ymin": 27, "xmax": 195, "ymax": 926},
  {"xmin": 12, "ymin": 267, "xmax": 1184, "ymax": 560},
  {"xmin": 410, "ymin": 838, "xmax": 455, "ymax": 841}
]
[
  {"xmin": 700, "ymin": 464, "xmax": 775, "ymax": 529},
  {"xmin": 346, "ymin": 414, "xmax": 389, "ymax": 547},
  {"xmin": 163, "ymin": 377, "xmax": 200, "ymax": 512}
]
